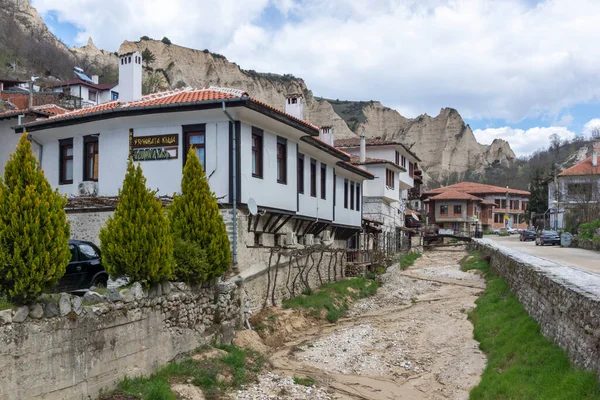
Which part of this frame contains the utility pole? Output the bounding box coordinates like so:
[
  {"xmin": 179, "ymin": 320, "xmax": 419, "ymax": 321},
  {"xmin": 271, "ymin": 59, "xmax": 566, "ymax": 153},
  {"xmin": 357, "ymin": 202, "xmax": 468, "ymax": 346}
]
[{"xmin": 554, "ymin": 163, "xmax": 559, "ymax": 231}]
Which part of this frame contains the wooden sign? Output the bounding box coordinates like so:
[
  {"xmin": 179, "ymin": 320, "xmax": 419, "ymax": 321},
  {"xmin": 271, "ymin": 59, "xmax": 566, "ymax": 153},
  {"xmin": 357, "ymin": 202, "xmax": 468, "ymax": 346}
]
[{"xmin": 129, "ymin": 131, "xmax": 179, "ymax": 161}]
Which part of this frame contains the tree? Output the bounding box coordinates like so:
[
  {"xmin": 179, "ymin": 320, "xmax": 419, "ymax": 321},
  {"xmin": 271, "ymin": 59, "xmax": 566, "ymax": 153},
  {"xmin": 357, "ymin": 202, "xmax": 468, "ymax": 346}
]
[
  {"xmin": 0, "ymin": 134, "xmax": 70, "ymax": 304},
  {"xmin": 142, "ymin": 72, "xmax": 167, "ymax": 94},
  {"xmin": 99, "ymin": 159, "xmax": 173, "ymax": 284},
  {"xmin": 161, "ymin": 37, "xmax": 172, "ymax": 45},
  {"xmin": 174, "ymin": 80, "xmax": 187, "ymax": 89},
  {"xmin": 169, "ymin": 148, "xmax": 231, "ymax": 281},
  {"xmin": 141, "ymin": 48, "xmax": 156, "ymax": 69},
  {"xmin": 527, "ymin": 167, "xmax": 549, "ymax": 225}
]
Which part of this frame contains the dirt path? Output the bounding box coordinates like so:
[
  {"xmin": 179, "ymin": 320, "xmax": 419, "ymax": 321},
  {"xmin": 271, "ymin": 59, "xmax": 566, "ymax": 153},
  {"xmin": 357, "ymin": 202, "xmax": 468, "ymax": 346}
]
[{"xmin": 236, "ymin": 249, "xmax": 487, "ymax": 399}]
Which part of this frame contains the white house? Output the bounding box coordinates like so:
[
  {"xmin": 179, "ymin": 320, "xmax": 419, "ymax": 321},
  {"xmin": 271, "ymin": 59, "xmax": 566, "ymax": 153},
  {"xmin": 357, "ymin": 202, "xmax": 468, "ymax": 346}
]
[
  {"xmin": 334, "ymin": 135, "xmax": 421, "ymax": 233},
  {"xmin": 549, "ymin": 142, "xmax": 600, "ymax": 229},
  {"xmin": 49, "ymin": 66, "xmax": 119, "ymax": 108},
  {"xmin": 13, "ymin": 51, "xmax": 373, "ymax": 272}
]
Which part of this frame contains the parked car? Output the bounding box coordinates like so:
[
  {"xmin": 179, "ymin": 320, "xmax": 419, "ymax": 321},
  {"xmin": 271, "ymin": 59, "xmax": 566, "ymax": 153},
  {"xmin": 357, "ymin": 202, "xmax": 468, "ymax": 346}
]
[
  {"xmin": 520, "ymin": 229, "xmax": 537, "ymax": 241},
  {"xmin": 54, "ymin": 240, "xmax": 109, "ymax": 292},
  {"xmin": 506, "ymin": 227, "xmax": 518, "ymax": 235},
  {"xmin": 494, "ymin": 227, "xmax": 508, "ymax": 235},
  {"xmin": 535, "ymin": 230, "xmax": 561, "ymax": 246}
]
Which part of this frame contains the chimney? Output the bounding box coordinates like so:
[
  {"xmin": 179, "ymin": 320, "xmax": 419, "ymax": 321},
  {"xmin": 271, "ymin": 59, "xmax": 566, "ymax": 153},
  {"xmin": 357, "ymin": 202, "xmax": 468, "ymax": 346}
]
[
  {"xmin": 360, "ymin": 129, "xmax": 366, "ymax": 163},
  {"xmin": 91, "ymin": 75, "xmax": 99, "ymax": 84},
  {"xmin": 285, "ymin": 93, "xmax": 303, "ymax": 120},
  {"xmin": 592, "ymin": 142, "xmax": 600, "ymax": 167},
  {"xmin": 319, "ymin": 126, "xmax": 335, "ymax": 146},
  {"xmin": 118, "ymin": 51, "xmax": 143, "ymax": 102}
]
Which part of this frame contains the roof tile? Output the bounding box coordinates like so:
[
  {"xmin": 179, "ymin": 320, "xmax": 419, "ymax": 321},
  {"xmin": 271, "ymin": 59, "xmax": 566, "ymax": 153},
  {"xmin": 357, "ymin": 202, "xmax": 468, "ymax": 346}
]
[
  {"xmin": 424, "ymin": 181, "xmax": 530, "ymax": 196},
  {"xmin": 558, "ymin": 157, "xmax": 600, "ymax": 177}
]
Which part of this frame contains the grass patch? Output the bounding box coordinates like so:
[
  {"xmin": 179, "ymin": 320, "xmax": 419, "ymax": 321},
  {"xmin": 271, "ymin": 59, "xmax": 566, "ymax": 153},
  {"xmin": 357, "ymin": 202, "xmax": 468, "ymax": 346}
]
[
  {"xmin": 282, "ymin": 278, "xmax": 378, "ymax": 322},
  {"xmin": 101, "ymin": 345, "xmax": 264, "ymax": 400},
  {"xmin": 0, "ymin": 296, "xmax": 13, "ymax": 311},
  {"xmin": 399, "ymin": 252, "xmax": 421, "ymax": 270},
  {"xmin": 293, "ymin": 376, "xmax": 317, "ymax": 386},
  {"xmin": 463, "ymin": 251, "xmax": 600, "ymax": 399}
]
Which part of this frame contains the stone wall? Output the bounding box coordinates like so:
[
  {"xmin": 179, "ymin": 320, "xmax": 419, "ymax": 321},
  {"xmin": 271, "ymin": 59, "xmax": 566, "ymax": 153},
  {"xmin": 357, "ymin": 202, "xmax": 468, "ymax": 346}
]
[
  {"xmin": 67, "ymin": 210, "xmax": 113, "ymax": 246},
  {"xmin": 572, "ymin": 238, "xmax": 600, "ymax": 252},
  {"xmin": 0, "ymin": 281, "xmax": 241, "ymax": 400},
  {"xmin": 473, "ymin": 239, "xmax": 600, "ymax": 377}
]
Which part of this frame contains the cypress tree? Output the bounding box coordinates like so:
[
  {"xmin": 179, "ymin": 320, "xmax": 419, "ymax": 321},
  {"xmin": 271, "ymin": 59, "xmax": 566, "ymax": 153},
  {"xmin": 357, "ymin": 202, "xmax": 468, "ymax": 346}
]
[
  {"xmin": 170, "ymin": 148, "xmax": 231, "ymax": 281},
  {"xmin": 100, "ymin": 159, "xmax": 173, "ymax": 283},
  {"xmin": 0, "ymin": 134, "xmax": 70, "ymax": 304}
]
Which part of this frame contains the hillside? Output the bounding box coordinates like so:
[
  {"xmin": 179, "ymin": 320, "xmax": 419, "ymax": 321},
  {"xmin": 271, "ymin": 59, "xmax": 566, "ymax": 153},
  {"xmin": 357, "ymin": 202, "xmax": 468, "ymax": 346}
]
[{"xmin": 2, "ymin": 0, "xmax": 518, "ymax": 184}]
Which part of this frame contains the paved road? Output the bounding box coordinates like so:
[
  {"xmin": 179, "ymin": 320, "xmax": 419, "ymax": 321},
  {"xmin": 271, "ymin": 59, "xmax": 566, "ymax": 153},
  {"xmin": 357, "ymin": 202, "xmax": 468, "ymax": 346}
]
[{"xmin": 487, "ymin": 234, "xmax": 600, "ymax": 275}]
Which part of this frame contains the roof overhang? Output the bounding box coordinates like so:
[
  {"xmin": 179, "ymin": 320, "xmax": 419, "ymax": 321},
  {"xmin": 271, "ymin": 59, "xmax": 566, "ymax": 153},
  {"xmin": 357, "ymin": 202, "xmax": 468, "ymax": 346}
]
[{"xmin": 335, "ymin": 161, "xmax": 375, "ymax": 180}]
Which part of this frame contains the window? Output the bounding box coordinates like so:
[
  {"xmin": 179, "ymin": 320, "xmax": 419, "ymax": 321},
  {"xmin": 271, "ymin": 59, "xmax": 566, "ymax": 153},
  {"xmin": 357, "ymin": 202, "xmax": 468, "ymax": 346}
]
[
  {"xmin": 111, "ymin": 91, "xmax": 119, "ymax": 100},
  {"xmin": 320, "ymin": 163, "xmax": 326, "ymax": 199},
  {"xmin": 495, "ymin": 199, "xmax": 501, "ymax": 207},
  {"xmin": 409, "ymin": 162, "xmax": 414, "ymax": 177},
  {"xmin": 356, "ymin": 183, "xmax": 360, "ymax": 212},
  {"xmin": 59, "ymin": 138, "xmax": 73, "ymax": 185},
  {"xmin": 453, "ymin": 205, "xmax": 462, "ymax": 214},
  {"xmin": 344, "ymin": 179, "xmax": 349, "ymax": 208},
  {"xmin": 310, "ymin": 159, "xmax": 317, "ymax": 197},
  {"xmin": 184, "ymin": 127, "xmax": 205, "ymax": 167},
  {"xmin": 69, "ymin": 243, "xmax": 78, "ymax": 262},
  {"xmin": 513, "ymin": 215, "xmax": 518, "ymax": 224},
  {"xmin": 88, "ymin": 90, "xmax": 97, "ymax": 102},
  {"xmin": 395, "ymin": 151, "xmax": 400, "ymax": 165},
  {"xmin": 522, "ymin": 201, "xmax": 527, "ymax": 211},
  {"xmin": 488, "ymin": 209, "xmax": 492, "ymax": 218},
  {"xmin": 440, "ymin": 205, "xmax": 448, "ymax": 215},
  {"xmin": 350, "ymin": 182, "xmax": 355, "ymax": 210},
  {"xmin": 501, "ymin": 199, "xmax": 507, "ymax": 209},
  {"xmin": 385, "ymin": 169, "xmax": 395, "ymax": 189},
  {"xmin": 83, "ymin": 135, "xmax": 99, "ymax": 181},
  {"xmin": 297, "ymin": 154, "xmax": 304, "ymax": 194},
  {"xmin": 568, "ymin": 183, "xmax": 593, "ymax": 200},
  {"xmin": 401, "ymin": 155, "xmax": 406, "ymax": 169},
  {"xmin": 78, "ymin": 243, "xmax": 99, "ymax": 260},
  {"xmin": 513, "ymin": 200, "xmax": 519, "ymax": 210},
  {"xmin": 277, "ymin": 136, "xmax": 287, "ymax": 184},
  {"xmin": 251, "ymin": 128, "xmax": 263, "ymax": 178}
]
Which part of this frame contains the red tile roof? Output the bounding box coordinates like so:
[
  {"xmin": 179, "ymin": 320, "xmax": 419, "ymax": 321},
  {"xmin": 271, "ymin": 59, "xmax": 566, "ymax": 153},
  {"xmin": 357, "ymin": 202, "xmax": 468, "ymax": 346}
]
[
  {"xmin": 334, "ymin": 136, "xmax": 421, "ymax": 161},
  {"xmin": 424, "ymin": 181, "xmax": 530, "ymax": 196},
  {"xmin": 428, "ymin": 191, "xmax": 483, "ymax": 201},
  {"xmin": 349, "ymin": 155, "xmax": 407, "ymax": 171},
  {"xmin": 20, "ymin": 87, "xmax": 319, "ymax": 133},
  {"xmin": 337, "ymin": 161, "xmax": 375, "ymax": 179},
  {"xmin": 0, "ymin": 104, "xmax": 68, "ymax": 120},
  {"xmin": 558, "ymin": 157, "xmax": 600, "ymax": 177}
]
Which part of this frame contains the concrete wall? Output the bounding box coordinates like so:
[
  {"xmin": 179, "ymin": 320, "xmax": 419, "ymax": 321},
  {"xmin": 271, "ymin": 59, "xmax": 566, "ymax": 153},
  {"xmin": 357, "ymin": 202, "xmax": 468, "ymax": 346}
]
[
  {"xmin": 473, "ymin": 239, "xmax": 600, "ymax": 377},
  {"xmin": 0, "ymin": 281, "xmax": 241, "ymax": 400},
  {"xmin": 363, "ymin": 197, "xmax": 402, "ymax": 232}
]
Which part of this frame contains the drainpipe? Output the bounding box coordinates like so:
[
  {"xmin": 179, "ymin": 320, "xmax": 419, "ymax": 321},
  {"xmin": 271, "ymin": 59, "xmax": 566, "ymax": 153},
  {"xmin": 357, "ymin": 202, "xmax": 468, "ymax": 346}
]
[
  {"xmin": 26, "ymin": 130, "xmax": 43, "ymax": 170},
  {"xmin": 222, "ymin": 102, "xmax": 237, "ymax": 268}
]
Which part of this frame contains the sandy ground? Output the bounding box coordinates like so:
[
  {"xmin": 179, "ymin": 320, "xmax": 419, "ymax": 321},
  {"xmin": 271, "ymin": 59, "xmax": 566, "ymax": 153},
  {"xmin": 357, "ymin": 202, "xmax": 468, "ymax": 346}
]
[{"xmin": 235, "ymin": 248, "xmax": 487, "ymax": 400}]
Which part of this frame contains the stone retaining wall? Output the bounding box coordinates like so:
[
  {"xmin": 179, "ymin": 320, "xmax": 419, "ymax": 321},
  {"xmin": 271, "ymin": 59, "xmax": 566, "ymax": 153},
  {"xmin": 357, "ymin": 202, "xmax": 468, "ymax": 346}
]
[
  {"xmin": 473, "ymin": 239, "xmax": 600, "ymax": 377},
  {"xmin": 0, "ymin": 281, "xmax": 241, "ymax": 400},
  {"xmin": 572, "ymin": 238, "xmax": 600, "ymax": 252}
]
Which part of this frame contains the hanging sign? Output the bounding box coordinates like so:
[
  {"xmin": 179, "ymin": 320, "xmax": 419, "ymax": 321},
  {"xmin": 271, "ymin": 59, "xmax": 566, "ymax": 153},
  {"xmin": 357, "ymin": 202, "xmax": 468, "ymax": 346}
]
[{"xmin": 129, "ymin": 131, "xmax": 179, "ymax": 161}]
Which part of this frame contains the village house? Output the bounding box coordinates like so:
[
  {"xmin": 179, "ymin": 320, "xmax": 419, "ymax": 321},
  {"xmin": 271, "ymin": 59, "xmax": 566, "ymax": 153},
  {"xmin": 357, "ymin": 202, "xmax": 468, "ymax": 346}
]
[
  {"xmin": 49, "ymin": 66, "xmax": 119, "ymax": 107},
  {"xmin": 7, "ymin": 51, "xmax": 374, "ymax": 273},
  {"xmin": 548, "ymin": 142, "xmax": 600, "ymax": 229},
  {"xmin": 422, "ymin": 182, "xmax": 530, "ymax": 233},
  {"xmin": 334, "ymin": 135, "xmax": 422, "ymax": 235}
]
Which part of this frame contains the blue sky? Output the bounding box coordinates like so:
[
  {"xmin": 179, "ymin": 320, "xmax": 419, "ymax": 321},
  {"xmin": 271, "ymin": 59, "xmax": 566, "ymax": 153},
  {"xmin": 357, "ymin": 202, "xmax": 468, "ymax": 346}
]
[{"xmin": 33, "ymin": 0, "xmax": 600, "ymax": 157}]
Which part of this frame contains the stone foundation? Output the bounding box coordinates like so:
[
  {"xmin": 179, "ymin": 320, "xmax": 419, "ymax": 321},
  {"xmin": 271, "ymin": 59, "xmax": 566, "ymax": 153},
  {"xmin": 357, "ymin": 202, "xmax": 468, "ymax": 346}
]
[
  {"xmin": 67, "ymin": 210, "xmax": 113, "ymax": 246},
  {"xmin": 572, "ymin": 238, "xmax": 600, "ymax": 252},
  {"xmin": 473, "ymin": 238, "xmax": 600, "ymax": 377}
]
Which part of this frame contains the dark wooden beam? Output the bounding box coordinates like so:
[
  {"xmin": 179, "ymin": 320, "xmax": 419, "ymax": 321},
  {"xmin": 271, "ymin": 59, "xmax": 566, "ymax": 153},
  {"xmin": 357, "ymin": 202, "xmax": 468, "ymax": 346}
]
[
  {"xmin": 262, "ymin": 213, "xmax": 274, "ymax": 233},
  {"xmin": 301, "ymin": 221, "xmax": 316, "ymax": 236},
  {"xmin": 247, "ymin": 215, "xmax": 253, "ymax": 232},
  {"xmin": 266, "ymin": 214, "xmax": 284, "ymax": 233},
  {"xmin": 272, "ymin": 215, "xmax": 293, "ymax": 234},
  {"xmin": 253, "ymin": 214, "xmax": 261, "ymax": 232}
]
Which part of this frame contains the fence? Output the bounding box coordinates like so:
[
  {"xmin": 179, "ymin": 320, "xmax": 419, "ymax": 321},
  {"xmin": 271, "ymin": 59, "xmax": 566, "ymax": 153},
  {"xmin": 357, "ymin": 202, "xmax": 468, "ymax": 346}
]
[{"xmin": 346, "ymin": 231, "xmax": 410, "ymax": 265}]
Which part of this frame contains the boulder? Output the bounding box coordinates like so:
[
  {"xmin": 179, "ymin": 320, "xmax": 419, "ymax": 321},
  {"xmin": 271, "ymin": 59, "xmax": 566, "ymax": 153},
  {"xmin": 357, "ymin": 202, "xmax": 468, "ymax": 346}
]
[
  {"xmin": 12, "ymin": 306, "xmax": 29, "ymax": 323},
  {"xmin": 0, "ymin": 309, "xmax": 12, "ymax": 325},
  {"xmin": 161, "ymin": 281, "xmax": 173, "ymax": 295},
  {"xmin": 83, "ymin": 291, "xmax": 104, "ymax": 303},
  {"xmin": 130, "ymin": 282, "xmax": 147, "ymax": 300},
  {"xmin": 120, "ymin": 289, "xmax": 134, "ymax": 303},
  {"xmin": 43, "ymin": 302, "xmax": 59, "ymax": 318},
  {"xmin": 58, "ymin": 293, "xmax": 71, "ymax": 316},
  {"xmin": 71, "ymin": 296, "xmax": 83, "ymax": 315},
  {"xmin": 29, "ymin": 303, "xmax": 44, "ymax": 319}
]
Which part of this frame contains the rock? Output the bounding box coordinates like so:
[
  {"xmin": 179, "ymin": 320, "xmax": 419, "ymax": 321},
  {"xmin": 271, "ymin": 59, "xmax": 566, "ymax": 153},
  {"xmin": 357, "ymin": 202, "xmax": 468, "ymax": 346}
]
[
  {"xmin": 29, "ymin": 303, "xmax": 44, "ymax": 319},
  {"xmin": 0, "ymin": 309, "xmax": 12, "ymax": 325},
  {"xmin": 106, "ymin": 288, "xmax": 122, "ymax": 302},
  {"xmin": 83, "ymin": 291, "xmax": 104, "ymax": 303},
  {"xmin": 148, "ymin": 283, "xmax": 162, "ymax": 298},
  {"xmin": 12, "ymin": 306, "xmax": 29, "ymax": 323},
  {"xmin": 59, "ymin": 293, "xmax": 72, "ymax": 316},
  {"xmin": 170, "ymin": 383, "xmax": 205, "ymax": 400},
  {"xmin": 43, "ymin": 302, "xmax": 59, "ymax": 318},
  {"xmin": 173, "ymin": 282, "xmax": 189, "ymax": 292},
  {"xmin": 232, "ymin": 329, "xmax": 269, "ymax": 355},
  {"xmin": 192, "ymin": 348, "xmax": 228, "ymax": 361},
  {"xmin": 71, "ymin": 296, "xmax": 83, "ymax": 315},
  {"xmin": 120, "ymin": 289, "xmax": 134, "ymax": 303},
  {"xmin": 130, "ymin": 282, "xmax": 146, "ymax": 300},
  {"xmin": 161, "ymin": 281, "xmax": 173, "ymax": 295}
]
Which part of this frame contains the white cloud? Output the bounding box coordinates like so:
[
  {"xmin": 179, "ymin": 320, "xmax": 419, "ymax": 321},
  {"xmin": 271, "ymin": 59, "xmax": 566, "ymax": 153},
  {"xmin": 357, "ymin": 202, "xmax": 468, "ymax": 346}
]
[
  {"xmin": 583, "ymin": 119, "xmax": 600, "ymax": 139},
  {"xmin": 473, "ymin": 126, "xmax": 576, "ymax": 158},
  {"xmin": 31, "ymin": 0, "xmax": 600, "ymax": 123}
]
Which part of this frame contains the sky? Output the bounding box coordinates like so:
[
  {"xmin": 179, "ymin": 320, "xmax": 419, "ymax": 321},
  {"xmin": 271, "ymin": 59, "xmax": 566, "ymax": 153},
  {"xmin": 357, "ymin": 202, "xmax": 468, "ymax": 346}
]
[{"xmin": 32, "ymin": 0, "xmax": 600, "ymax": 158}]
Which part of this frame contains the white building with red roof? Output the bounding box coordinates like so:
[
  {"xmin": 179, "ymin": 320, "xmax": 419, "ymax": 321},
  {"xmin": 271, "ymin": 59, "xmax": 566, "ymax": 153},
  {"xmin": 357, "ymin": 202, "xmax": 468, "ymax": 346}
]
[
  {"xmin": 549, "ymin": 142, "xmax": 600, "ymax": 229},
  {"xmin": 6, "ymin": 51, "xmax": 374, "ymax": 274},
  {"xmin": 422, "ymin": 181, "xmax": 530, "ymax": 232}
]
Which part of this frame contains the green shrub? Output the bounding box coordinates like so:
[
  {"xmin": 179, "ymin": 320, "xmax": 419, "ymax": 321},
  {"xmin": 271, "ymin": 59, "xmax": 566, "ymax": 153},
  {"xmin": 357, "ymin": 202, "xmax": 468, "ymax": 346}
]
[
  {"xmin": 0, "ymin": 134, "xmax": 70, "ymax": 304},
  {"xmin": 161, "ymin": 37, "xmax": 171, "ymax": 45},
  {"xmin": 398, "ymin": 252, "xmax": 421, "ymax": 270},
  {"xmin": 100, "ymin": 159, "xmax": 173, "ymax": 284},
  {"xmin": 172, "ymin": 238, "xmax": 209, "ymax": 282},
  {"xmin": 579, "ymin": 219, "xmax": 600, "ymax": 239},
  {"xmin": 170, "ymin": 148, "xmax": 230, "ymax": 282},
  {"xmin": 140, "ymin": 35, "xmax": 151, "ymax": 40}
]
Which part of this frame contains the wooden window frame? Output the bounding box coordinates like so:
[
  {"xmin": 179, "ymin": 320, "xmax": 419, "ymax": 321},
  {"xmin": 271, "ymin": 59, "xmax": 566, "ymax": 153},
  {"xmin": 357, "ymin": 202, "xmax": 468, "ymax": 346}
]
[
  {"xmin": 453, "ymin": 205, "xmax": 462, "ymax": 214},
  {"xmin": 344, "ymin": 179, "xmax": 349, "ymax": 209},
  {"xmin": 440, "ymin": 205, "xmax": 448, "ymax": 215},
  {"xmin": 320, "ymin": 163, "xmax": 326, "ymax": 200},
  {"xmin": 59, "ymin": 138, "xmax": 73, "ymax": 185},
  {"xmin": 276, "ymin": 136, "xmax": 287, "ymax": 184},
  {"xmin": 251, "ymin": 127, "xmax": 263, "ymax": 178},
  {"xmin": 356, "ymin": 183, "xmax": 360, "ymax": 212},
  {"xmin": 310, "ymin": 158, "xmax": 317, "ymax": 197},
  {"xmin": 350, "ymin": 182, "xmax": 355, "ymax": 210},
  {"xmin": 183, "ymin": 124, "xmax": 206, "ymax": 168},
  {"xmin": 297, "ymin": 153, "xmax": 304, "ymax": 194},
  {"xmin": 409, "ymin": 162, "xmax": 414, "ymax": 177},
  {"xmin": 385, "ymin": 169, "xmax": 395, "ymax": 189},
  {"xmin": 395, "ymin": 151, "xmax": 400, "ymax": 166},
  {"xmin": 83, "ymin": 135, "xmax": 99, "ymax": 182},
  {"xmin": 401, "ymin": 155, "xmax": 406, "ymax": 169}
]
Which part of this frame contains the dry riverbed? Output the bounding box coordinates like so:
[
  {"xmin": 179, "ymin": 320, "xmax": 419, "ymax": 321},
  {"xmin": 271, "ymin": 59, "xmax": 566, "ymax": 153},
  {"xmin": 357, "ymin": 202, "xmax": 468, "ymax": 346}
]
[{"xmin": 235, "ymin": 248, "xmax": 487, "ymax": 399}]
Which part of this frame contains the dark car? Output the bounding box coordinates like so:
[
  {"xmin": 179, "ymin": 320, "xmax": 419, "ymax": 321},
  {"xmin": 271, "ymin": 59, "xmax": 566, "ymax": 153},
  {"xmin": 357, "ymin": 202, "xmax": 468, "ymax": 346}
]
[
  {"xmin": 54, "ymin": 240, "xmax": 109, "ymax": 292},
  {"xmin": 520, "ymin": 229, "xmax": 536, "ymax": 241},
  {"xmin": 535, "ymin": 230, "xmax": 561, "ymax": 246}
]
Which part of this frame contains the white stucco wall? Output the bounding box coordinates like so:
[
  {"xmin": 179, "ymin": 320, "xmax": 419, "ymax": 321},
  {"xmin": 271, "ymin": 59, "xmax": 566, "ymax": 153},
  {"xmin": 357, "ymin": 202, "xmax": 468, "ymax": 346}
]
[
  {"xmin": 0, "ymin": 119, "xmax": 20, "ymax": 177},
  {"xmin": 333, "ymin": 168, "xmax": 362, "ymax": 227}
]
